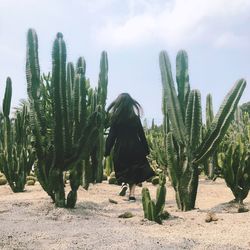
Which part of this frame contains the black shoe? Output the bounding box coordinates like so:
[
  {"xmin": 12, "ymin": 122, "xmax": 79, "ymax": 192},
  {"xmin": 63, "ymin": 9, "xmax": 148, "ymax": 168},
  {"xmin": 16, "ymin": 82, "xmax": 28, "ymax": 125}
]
[
  {"xmin": 129, "ymin": 196, "xmax": 136, "ymax": 202},
  {"xmin": 119, "ymin": 183, "xmax": 128, "ymax": 196}
]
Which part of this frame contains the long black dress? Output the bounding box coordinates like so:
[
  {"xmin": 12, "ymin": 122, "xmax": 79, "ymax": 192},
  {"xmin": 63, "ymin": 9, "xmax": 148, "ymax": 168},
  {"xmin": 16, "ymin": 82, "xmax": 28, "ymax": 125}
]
[{"xmin": 104, "ymin": 116, "xmax": 155, "ymax": 184}]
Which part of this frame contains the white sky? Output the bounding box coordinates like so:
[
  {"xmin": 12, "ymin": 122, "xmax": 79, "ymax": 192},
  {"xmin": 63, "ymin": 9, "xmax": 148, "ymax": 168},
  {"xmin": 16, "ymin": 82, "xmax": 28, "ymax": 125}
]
[{"xmin": 0, "ymin": 0, "xmax": 249, "ymax": 124}]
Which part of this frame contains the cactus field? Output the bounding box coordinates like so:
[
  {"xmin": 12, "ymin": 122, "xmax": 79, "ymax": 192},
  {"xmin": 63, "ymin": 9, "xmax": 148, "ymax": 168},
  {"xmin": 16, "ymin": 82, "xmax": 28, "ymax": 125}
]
[{"xmin": 0, "ymin": 26, "xmax": 249, "ymax": 249}]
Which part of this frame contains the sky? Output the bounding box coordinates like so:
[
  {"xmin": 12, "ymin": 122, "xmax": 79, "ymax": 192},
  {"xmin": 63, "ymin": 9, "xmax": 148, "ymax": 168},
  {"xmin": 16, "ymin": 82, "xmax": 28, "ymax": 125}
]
[{"xmin": 0, "ymin": 0, "xmax": 249, "ymax": 124}]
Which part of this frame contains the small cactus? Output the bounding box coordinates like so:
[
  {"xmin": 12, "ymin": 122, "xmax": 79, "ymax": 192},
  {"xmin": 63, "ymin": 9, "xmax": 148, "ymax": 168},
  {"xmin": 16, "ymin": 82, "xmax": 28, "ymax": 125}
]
[{"xmin": 142, "ymin": 173, "xmax": 167, "ymax": 224}]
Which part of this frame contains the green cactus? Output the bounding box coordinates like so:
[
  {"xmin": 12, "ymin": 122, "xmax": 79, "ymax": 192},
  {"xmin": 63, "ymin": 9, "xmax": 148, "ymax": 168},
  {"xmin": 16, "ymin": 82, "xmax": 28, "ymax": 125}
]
[
  {"xmin": 0, "ymin": 78, "xmax": 35, "ymax": 192},
  {"xmin": 141, "ymin": 174, "xmax": 167, "ymax": 224},
  {"xmin": 146, "ymin": 124, "xmax": 167, "ymax": 169},
  {"xmin": 90, "ymin": 51, "xmax": 109, "ymax": 183},
  {"xmin": 203, "ymin": 94, "xmax": 218, "ymax": 179},
  {"xmin": 159, "ymin": 50, "xmax": 246, "ymax": 211},
  {"xmin": 218, "ymin": 111, "xmax": 250, "ymax": 203},
  {"xmin": 104, "ymin": 155, "xmax": 114, "ymax": 177},
  {"xmin": 26, "ymin": 29, "xmax": 104, "ymax": 208}
]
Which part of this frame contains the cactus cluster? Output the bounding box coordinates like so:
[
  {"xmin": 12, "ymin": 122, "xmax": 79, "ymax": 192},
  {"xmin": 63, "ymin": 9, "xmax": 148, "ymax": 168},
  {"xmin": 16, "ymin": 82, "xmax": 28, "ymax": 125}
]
[
  {"xmin": 159, "ymin": 50, "xmax": 246, "ymax": 211},
  {"xmin": 0, "ymin": 78, "xmax": 35, "ymax": 192},
  {"xmin": 26, "ymin": 29, "xmax": 108, "ymax": 207},
  {"xmin": 142, "ymin": 174, "xmax": 167, "ymax": 224},
  {"xmin": 218, "ymin": 110, "xmax": 250, "ymax": 203}
]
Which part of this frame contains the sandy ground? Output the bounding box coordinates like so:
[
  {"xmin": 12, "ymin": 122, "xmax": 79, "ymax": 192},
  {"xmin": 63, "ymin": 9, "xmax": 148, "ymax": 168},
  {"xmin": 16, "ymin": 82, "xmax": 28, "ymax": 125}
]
[{"xmin": 0, "ymin": 178, "xmax": 250, "ymax": 250}]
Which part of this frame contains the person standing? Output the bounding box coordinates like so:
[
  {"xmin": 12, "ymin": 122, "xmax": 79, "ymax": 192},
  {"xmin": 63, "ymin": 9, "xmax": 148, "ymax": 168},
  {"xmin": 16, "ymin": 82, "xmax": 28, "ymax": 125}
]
[{"xmin": 104, "ymin": 93, "xmax": 155, "ymax": 201}]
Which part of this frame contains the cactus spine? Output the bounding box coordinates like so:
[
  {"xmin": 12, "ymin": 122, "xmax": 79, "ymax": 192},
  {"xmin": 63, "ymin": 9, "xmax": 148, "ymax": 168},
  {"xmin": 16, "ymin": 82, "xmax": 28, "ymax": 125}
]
[{"xmin": 159, "ymin": 50, "xmax": 246, "ymax": 211}]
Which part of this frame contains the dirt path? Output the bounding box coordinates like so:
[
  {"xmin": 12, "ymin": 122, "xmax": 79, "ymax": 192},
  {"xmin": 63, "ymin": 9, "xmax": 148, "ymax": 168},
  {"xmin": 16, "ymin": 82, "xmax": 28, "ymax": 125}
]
[{"xmin": 0, "ymin": 178, "xmax": 250, "ymax": 250}]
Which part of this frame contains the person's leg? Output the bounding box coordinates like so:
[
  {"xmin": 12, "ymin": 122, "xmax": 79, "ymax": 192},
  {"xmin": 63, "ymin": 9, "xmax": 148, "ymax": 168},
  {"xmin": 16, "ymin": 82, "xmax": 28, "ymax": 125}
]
[{"xmin": 129, "ymin": 184, "xmax": 136, "ymax": 201}]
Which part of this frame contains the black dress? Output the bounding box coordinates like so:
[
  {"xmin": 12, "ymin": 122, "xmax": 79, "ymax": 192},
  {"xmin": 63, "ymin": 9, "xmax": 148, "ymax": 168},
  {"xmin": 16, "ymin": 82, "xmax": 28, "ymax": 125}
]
[{"xmin": 104, "ymin": 116, "xmax": 155, "ymax": 184}]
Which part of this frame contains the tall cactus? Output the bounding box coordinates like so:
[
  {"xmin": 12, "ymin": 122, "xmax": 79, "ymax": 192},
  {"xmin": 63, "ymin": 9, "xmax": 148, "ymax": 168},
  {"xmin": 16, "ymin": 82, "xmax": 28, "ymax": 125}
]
[
  {"xmin": 90, "ymin": 51, "xmax": 108, "ymax": 183},
  {"xmin": 26, "ymin": 29, "xmax": 102, "ymax": 207},
  {"xmin": 203, "ymin": 94, "xmax": 217, "ymax": 179},
  {"xmin": 0, "ymin": 78, "xmax": 35, "ymax": 192},
  {"xmin": 159, "ymin": 50, "xmax": 246, "ymax": 211}
]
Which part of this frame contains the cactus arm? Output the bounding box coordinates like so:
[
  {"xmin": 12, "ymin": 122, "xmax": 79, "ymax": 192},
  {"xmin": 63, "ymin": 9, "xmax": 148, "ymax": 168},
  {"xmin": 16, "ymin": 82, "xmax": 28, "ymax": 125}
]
[
  {"xmin": 51, "ymin": 32, "xmax": 66, "ymax": 164},
  {"xmin": 147, "ymin": 200, "xmax": 156, "ymax": 221},
  {"xmin": 155, "ymin": 183, "xmax": 166, "ymax": 215},
  {"xmin": 64, "ymin": 112, "xmax": 101, "ymax": 167},
  {"xmin": 73, "ymin": 74, "xmax": 81, "ymax": 141},
  {"xmin": 166, "ymin": 132, "xmax": 179, "ymax": 189},
  {"xmin": 26, "ymin": 29, "xmax": 40, "ymax": 100},
  {"xmin": 176, "ymin": 50, "xmax": 190, "ymax": 117},
  {"xmin": 98, "ymin": 51, "xmax": 108, "ymax": 107},
  {"xmin": 194, "ymin": 79, "xmax": 246, "ymax": 163},
  {"xmin": 142, "ymin": 187, "xmax": 151, "ymax": 219},
  {"xmin": 3, "ymin": 77, "xmax": 12, "ymax": 117},
  {"xmin": 76, "ymin": 57, "xmax": 86, "ymax": 75},
  {"xmin": 159, "ymin": 51, "xmax": 186, "ymax": 144},
  {"xmin": 185, "ymin": 90, "xmax": 202, "ymax": 151},
  {"xmin": 206, "ymin": 94, "xmax": 214, "ymax": 128}
]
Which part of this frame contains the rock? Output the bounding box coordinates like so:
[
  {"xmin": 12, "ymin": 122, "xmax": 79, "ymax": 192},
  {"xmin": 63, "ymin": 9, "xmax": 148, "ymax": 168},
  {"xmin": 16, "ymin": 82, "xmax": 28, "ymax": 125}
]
[
  {"xmin": 109, "ymin": 198, "xmax": 118, "ymax": 204},
  {"xmin": 26, "ymin": 180, "xmax": 35, "ymax": 186},
  {"xmin": 118, "ymin": 212, "xmax": 134, "ymax": 218},
  {"xmin": 205, "ymin": 212, "xmax": 218, "ymax": 223},
  {"xmin": 26, "ymin": 176, "xmax": 37, "ymax": 182},
  {"xmin": 0, "ymin": 177, "xmax": 7, "ymax": 185}
]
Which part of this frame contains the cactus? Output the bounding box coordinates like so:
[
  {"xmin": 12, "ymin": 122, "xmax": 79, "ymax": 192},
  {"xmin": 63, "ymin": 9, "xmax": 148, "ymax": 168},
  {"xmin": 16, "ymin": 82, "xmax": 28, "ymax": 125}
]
[
  {"xmin": 218, "ymin": 111, "xmax": 250, "ymax": 203},
  {"xmin": 159, "ymin": 50, "xmax": 246, "ymax": 211},
  {"xmin": 90, "ymin": 51, "xmax": 108, "ymax": 183},
  {"xmin": 203, "ymin": 94, "xmax": 218, "ymax": 179},
  {"xmin": 146, "ymin": 124, "xmax": 167, "ymax": 169},
  {"xmin": 0, "ymin": 78, "xmax": 35, "ymax": 192},
  {"xmin": 142, "ymin": 174, "xmax": 167, "ymax": 224},
  {"xmin": 26, "ymin": 29, "xmax": 104, "ymax": 207},
  {"xmin": 104, "ymin": 155, "xmax": 114, "ymax": 177}
]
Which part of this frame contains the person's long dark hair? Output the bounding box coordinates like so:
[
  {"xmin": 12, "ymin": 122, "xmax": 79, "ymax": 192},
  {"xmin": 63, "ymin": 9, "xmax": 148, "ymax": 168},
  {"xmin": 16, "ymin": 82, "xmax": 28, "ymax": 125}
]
[{"xmin": 107, "ymin": 93, "xmax": 142, "ymax": 125}]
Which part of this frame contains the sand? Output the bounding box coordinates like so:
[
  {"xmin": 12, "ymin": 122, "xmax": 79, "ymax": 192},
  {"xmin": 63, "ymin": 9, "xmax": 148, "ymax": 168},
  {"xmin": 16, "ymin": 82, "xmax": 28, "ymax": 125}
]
[{"xmin": 0, "ymin": 178, "xmax": 250, "ymax": 250}]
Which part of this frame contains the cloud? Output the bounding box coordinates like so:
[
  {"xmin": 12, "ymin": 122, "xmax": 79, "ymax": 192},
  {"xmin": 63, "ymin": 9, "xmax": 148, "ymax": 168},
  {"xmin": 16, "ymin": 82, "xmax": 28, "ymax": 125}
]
[
  {"xmin": 214, "ymin": 32, "xmax": 249, "ymax": 48},
  {"xmin": 96, "ymin": 0, "xmax": 250, "ymax": 49}
]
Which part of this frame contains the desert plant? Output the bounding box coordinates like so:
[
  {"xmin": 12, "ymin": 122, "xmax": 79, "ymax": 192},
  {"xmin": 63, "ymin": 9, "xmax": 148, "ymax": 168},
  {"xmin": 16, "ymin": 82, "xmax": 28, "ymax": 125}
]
[
  {"xmin": 89, "ymin": 52, "xmax": 108, "ymax": 183},
  {"xmin": 203, "ymin": 94, "xmax": 218, "ymax": 179},
  {"xmin": 159, "ymin": 50, "xmax": 246, "ymax": 211},
  {"xmin": 142, "ymin": 173, "xmax": 167, "ymax": 224},
  {"xmin": 218, "ymin": 110, "xmax": 250, "ymax": 203},
  {"xmin": 26, "ymin": 29, "xmax": 105, "ymax": 207},
  {"xmin": 0, "ymin": 78, "xmax": 35, "ymax": 192}
]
